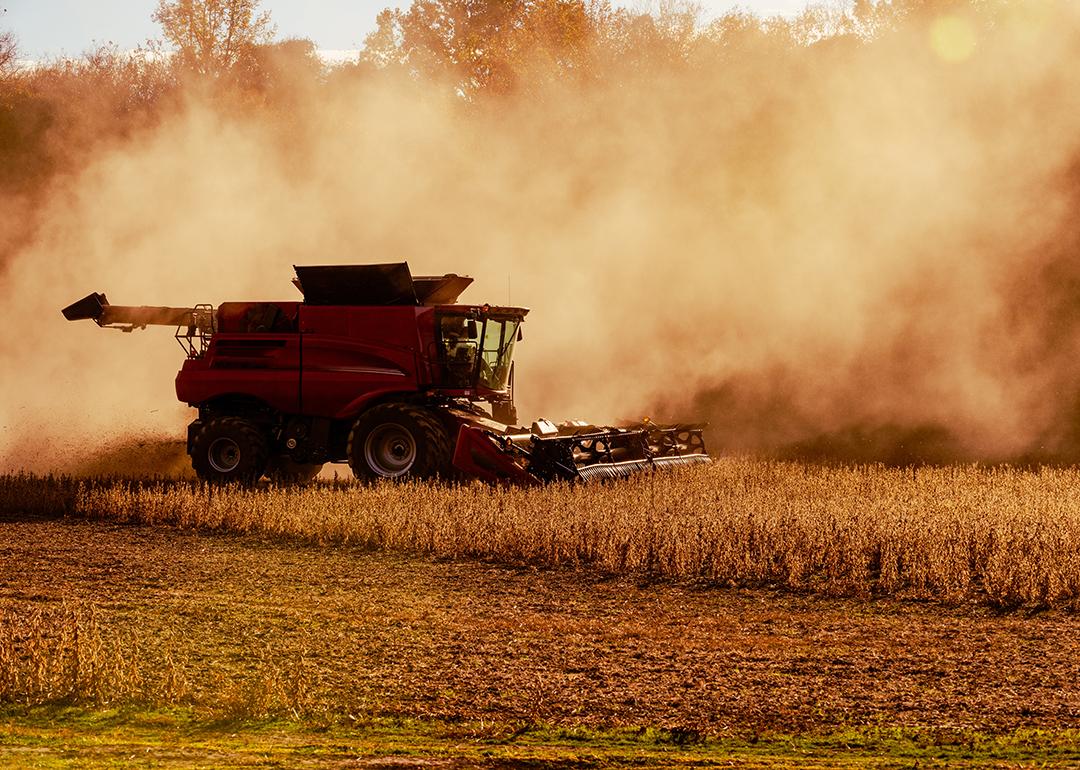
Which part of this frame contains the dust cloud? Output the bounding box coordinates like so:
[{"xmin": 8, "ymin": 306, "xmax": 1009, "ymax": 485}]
[{"xmin": 3, "ymin": 1, "xmax": 1080, "ymax": 472}]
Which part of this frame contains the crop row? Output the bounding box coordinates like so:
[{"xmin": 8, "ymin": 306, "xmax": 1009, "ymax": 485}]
[{"xmin": 5, "ymin": 460, "xmax": 1080, "ymax": 607}]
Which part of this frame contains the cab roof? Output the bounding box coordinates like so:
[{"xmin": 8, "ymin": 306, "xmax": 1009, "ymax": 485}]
[{"xmin": 435, "ymin": 304, "xmax": 530, "ymax": 318}]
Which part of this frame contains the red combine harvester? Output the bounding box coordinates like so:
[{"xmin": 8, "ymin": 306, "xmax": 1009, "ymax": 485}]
[{"xmin": 63, "ymin": 263, "xmax": 709, "ymax": 484}]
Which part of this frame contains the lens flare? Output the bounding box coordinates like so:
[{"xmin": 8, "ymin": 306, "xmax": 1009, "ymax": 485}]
[{"xmin": 931, "ymin": 15, "xmax": 978, "ymax": 62}]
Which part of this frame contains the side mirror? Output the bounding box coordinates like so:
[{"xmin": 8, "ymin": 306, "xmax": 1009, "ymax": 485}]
[
  {"xmin": 517, "ymin": 326, "xmax": 524, "ymax": 342},
  {"xmin": 466, "ymin": 320, "xmax": 478, "ymax": 338}
]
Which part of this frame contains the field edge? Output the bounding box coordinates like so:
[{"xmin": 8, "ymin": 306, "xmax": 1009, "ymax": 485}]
[{"xmin": 3, "ymin": 705, "xmax": 1080, "ymax": 768}]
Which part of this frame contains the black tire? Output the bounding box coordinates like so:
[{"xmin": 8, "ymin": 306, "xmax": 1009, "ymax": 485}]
[
  {"xmin": 347, "ymin": 403, "xmax": 453, "ymax": 481},
  {"xmin": 190, "ymin": 417, "xmax": 269, "ymax": 484},
  {"xmin": 265, "ymin": 456, "xmax": 324, "ymax": 484}
]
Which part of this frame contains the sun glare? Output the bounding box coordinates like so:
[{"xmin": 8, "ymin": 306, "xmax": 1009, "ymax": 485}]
[{"xmin": 930, "ymin": 14, "xmax": 978, "ymax": 62}]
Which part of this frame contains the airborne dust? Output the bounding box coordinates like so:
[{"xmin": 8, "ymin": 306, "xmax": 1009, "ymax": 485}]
[{"xmin": 2, "ymin": 1, "xmax": 1080, "ymax": 473}]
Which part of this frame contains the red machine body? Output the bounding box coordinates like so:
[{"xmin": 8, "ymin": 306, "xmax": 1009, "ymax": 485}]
[{"xmin": 177, "ymin": 302, "xmax": 512, "ymax": 421}]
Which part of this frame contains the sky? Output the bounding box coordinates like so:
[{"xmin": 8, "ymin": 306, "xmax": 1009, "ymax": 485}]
[{"xmin": 2, "ymin": 0, "xmax": 815, "ymax": 60}]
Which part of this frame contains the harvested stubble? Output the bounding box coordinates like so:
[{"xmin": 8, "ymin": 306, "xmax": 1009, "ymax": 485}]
[{"xmin": 5, "ymin": 459, "xmax": 1080, "ymax": 608}]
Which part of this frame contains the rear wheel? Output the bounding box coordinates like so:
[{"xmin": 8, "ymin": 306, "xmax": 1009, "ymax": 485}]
[
  {"xmin": 265, "ymin": 456, "xmax": 324, "ymax": 484},
  {"xmin": 190, "ymin": 417, "xmax": 269, "ymax": 484},
  {"xmin": 347, "ymin": 404, "xmax": 453, "ymax": 481}
]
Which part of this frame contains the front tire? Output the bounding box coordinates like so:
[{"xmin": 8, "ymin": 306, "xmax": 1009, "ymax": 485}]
[
  {"xmin": 190, "ymin": 417, "xmax": 269, "ymax": 484},
  {"xmin": 347, "ymin": 403, "xmax": 453, "ymax": 481}
]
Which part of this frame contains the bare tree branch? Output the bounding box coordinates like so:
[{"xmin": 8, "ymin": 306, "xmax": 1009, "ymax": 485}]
[{"xmin": 0, "ymin": 30, "xmax": 17, "ymax": 80}]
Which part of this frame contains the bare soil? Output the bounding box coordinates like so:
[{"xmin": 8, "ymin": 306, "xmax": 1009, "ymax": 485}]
[{"xmin": 2, "ymin": 512, "xmax": 1079, "ymax": 735}]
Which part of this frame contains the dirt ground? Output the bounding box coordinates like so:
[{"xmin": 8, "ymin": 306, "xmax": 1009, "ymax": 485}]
[{"xmin": 2, "ymin": 512, "xmax": 1080, "ymax": 735}]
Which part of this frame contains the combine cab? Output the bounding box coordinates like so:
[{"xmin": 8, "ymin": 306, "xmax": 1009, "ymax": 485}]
[{"xmin": 63, "ymin": 263, "xmax": 710, "ymax": 484}]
